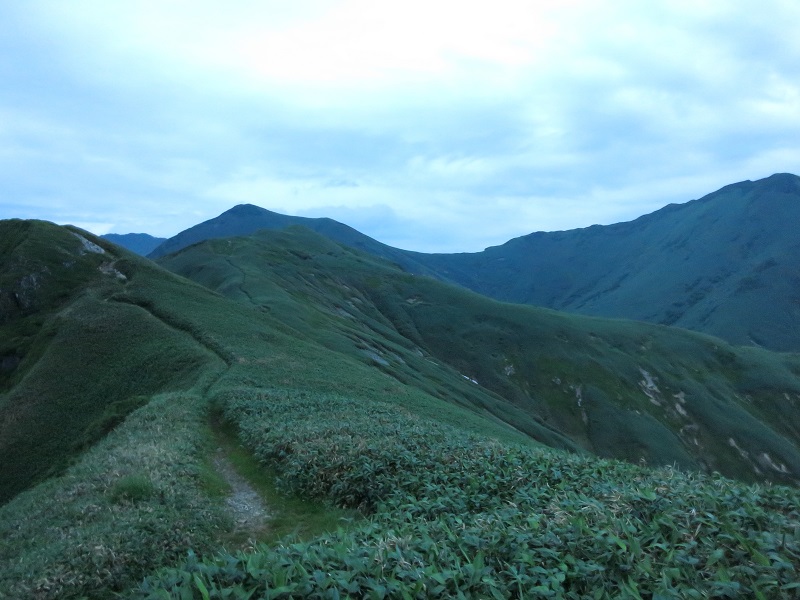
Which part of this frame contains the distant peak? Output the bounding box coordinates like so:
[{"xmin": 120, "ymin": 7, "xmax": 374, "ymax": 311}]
[
  {"xmin": 702, "ymin": 173, "xmax": 800, "ymax": 203},
  {"xmin": 226, "ymin": 204, "xmax": 269, "ymax": 215},
  {"xmin": 760, "ymin": 173, "xmax": 800, "ymax": 194}
]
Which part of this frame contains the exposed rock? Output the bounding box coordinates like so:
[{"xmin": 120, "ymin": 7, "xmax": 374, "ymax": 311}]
[{"xmin": 72, "ymin": 233, "xmax": 105, "ymax": 255}]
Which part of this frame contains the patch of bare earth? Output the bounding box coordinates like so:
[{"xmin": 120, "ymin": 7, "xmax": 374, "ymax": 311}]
[{"xmin": 213, "ymin": 450, "xmax": 269, "ymax": 536}]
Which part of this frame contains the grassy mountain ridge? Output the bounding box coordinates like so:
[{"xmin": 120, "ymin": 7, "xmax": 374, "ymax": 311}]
[
  {"xmin": 406, "ymin": 173, "xmax": 800, "ymax": 352},
  {"xmin": 2, "ymin": 219, "xmax": 800, "ymax": 598},
  {"xmin": 147, "ymin": 204, "xmax": 436, "ymax": 276},
  {"xmin": 158, "ymin": 227, "xmax": 800, "ymax": 485},
  {"xmin": 145, "ymin": 173, "xmax": 800, "ymax": 352},
  {"xmin": 0, "ymin": 219, "xmax": 543, "ymax": 507},
  {"xmin": 156, "ymin": 229, "xmax": 579, "ymax": 452},
  {"xmin": 0, "ymin": 220, "xmax": 224, "ymax": 502},
  {"xmin": 1, "ymin": 219, "xmax": 539, "ymax": 597}
]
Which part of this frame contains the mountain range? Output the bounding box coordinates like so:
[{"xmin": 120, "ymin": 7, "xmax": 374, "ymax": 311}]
[
  {"xmin": 157, "ymin": 226, "xmax": 800, "ymax": 482},
  {"xmin": 407, "ymin": 173, "xmax": 800, "ymax": 352},
  {"xmin": 102, "ymin": 233, "xmax": 166, "ymax": 256},
  {"xmin": 2, "ymin": 173, "xmax": 799, "ymax": 597},
  {"xmin": 120, "ymin": 173, "xmax": 800, "ymax": 353}
]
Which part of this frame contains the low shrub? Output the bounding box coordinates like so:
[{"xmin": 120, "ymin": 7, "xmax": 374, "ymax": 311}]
[{"xmin": 133, "ymin": 387, "xmax": 800, "ymax": 599}]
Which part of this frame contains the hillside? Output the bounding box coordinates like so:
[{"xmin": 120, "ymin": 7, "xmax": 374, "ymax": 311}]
[
  {"xmin": 2, "ymin": 220, "xmax": 800, "ymax": 598},
  {"xmin": 1, "ymin": 223, "xmax": 527, "ymax": 505},
  {"xmin": 407, "ymin": 173, "xmax": 800, "ymax": 352},
  {"xmin": 147, "ymin": 204, "xmax": 434, "ymax": 273},
  {"xmin": 0, "ymin": 220, "xmax": 544, "ymax": 597},
  {"xmin": 159, "ymin": 227, "xmax": 800, "ymax": 485},
  {"xmin": 146, "ymin": 173, "xmax": 800, "ymax": 352},
  {"xmin": 0, "ymin": 220, "xmax": 221, "ymax": 502}
]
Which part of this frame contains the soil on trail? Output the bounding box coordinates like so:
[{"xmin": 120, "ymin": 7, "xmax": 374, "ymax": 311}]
[{"xmin": 213, "ymin": 449, "xmax": 269, "ymax": 533}]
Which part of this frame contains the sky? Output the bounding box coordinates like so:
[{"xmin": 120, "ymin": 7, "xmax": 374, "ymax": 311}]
[{"xmin": 1, "ymin": 1, "xmax": 799, "ymax": 252}]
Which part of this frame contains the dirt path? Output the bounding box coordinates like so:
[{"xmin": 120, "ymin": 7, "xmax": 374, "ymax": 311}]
[{"xmin": 213, "ymin": 450, "xmax": 270, "ymax": 534}]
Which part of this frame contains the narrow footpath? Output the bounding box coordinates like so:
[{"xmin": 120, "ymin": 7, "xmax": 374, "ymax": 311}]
[{"xmin": 212, "ymin": 449, "xmax": 270, "ymax": 536}]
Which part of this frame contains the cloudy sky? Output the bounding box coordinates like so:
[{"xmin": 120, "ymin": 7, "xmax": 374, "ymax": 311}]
[{"xmin": 2, "ymin": 1, "xmax": 799, "ymax": 252}]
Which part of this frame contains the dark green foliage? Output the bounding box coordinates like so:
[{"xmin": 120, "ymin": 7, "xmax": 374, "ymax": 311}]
[
  {"xmin": 80, "ymin": 395, "xmax": 150, "ymax": 447},
  {"xmin": 109, "ymin": 474, "xmax": 157, "ymax": 504},
  {"xmin": 134, "ymin": 389, "xmax": 800, "ymax": 599},
  {"xmin": 208, "ymin": 411, "xmax": 361, "ymax": 546}
]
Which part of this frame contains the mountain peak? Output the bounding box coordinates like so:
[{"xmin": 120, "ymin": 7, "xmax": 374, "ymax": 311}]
[
  {"xmin": 759, "ymin": 172, "xmax": 800, "ymax": 194},
  {"xmin": 225, "ymin": 203, "xmax": 272, "ymax": 216},
  {"xmin": 147, "ymin": 203, "xmax": 300, "ymax": 257}
]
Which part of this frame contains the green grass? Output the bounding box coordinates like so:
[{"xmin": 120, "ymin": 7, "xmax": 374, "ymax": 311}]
[
  {"xmin": 209, "ymin": 411, "xmax": 361, "ymax": 546},
  {"xmin": 0, "ymin": 221, "xmax": 224, "ymax": 502},
  {"xmin": 197, "ymin": 456, "xmax": 231, "ymax": 502},
  {"xmin": 133, "ymin": 387, "xmax": 800, "ymax": 599},
  {"xmin": 0, "ymin": 393, "xmax": 227, "ymax": 599},
  {"xmin": 160, "ymin": 227, "xmax": 800, "ymax": 484},
  {"xmin": 109, "ymin": 473, "xmax": 157, "ymax": 504},
  {"xmin": 4, "ymin": 219, "xmax": 800, "ymax": 598}
]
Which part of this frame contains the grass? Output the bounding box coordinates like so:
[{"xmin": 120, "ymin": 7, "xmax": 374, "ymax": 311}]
[
  {"xmin": 0, "ymin": 393, "xmax": 227, "ymax": 599},
  {"xmin": 160, "ymin": 227, "xmax": 800, "ymax": 484},
  {"xmin": 0, "ymin": 221, "xmax": 223, "ymax": 503},
  {"xmin": 208, "ymin": 411, "xmax": 361, "ymax": 547},
  {"xmin": 133, "ymin": 387, "xmax": 800, "ymax": 599},
  {"xmin": 4, "ymin": 220, "xmax": 800, "ymax": 598},
  {"xmin": 109, "ymin": 473, "xmax": 157, "ymax": 504}
]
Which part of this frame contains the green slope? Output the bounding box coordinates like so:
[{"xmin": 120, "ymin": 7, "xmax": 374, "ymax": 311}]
[
  {"xmin": 0, "ymin": 220, "xmax": 541, "ymax": 493},
  {"xmin": 3, "ymin": 220, "xmax": 800, "ymax": 599},
  {"xmin": 407, "ymin": 173, "xmax": 800, "ymax": 352},
  {"xmin": 156, "ymin": 229, "xmax": 578, "ymax": 453},
  {"xmin": 158, "ymin": 227, "xmax": 800, "ymax": 486},
  {"xmin": 0, "ymin": 220, "xmax": 222, "ymax": 503},
  {"xmin": 147, "ymin": 204, "xmax": 436, "ymax": 277},
  {"xmin": 145, "ymin": 173, "xmax": 800, "ymax": 352},
  {"xmin": 0, "ymin": 220, "xmax": 537, "ymax": 597}
]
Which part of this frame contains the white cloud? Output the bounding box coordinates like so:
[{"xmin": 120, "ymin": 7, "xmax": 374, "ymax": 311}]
[{"xmin": 2, "ymin": 1, "xmax": 800, "ymax": 251}]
